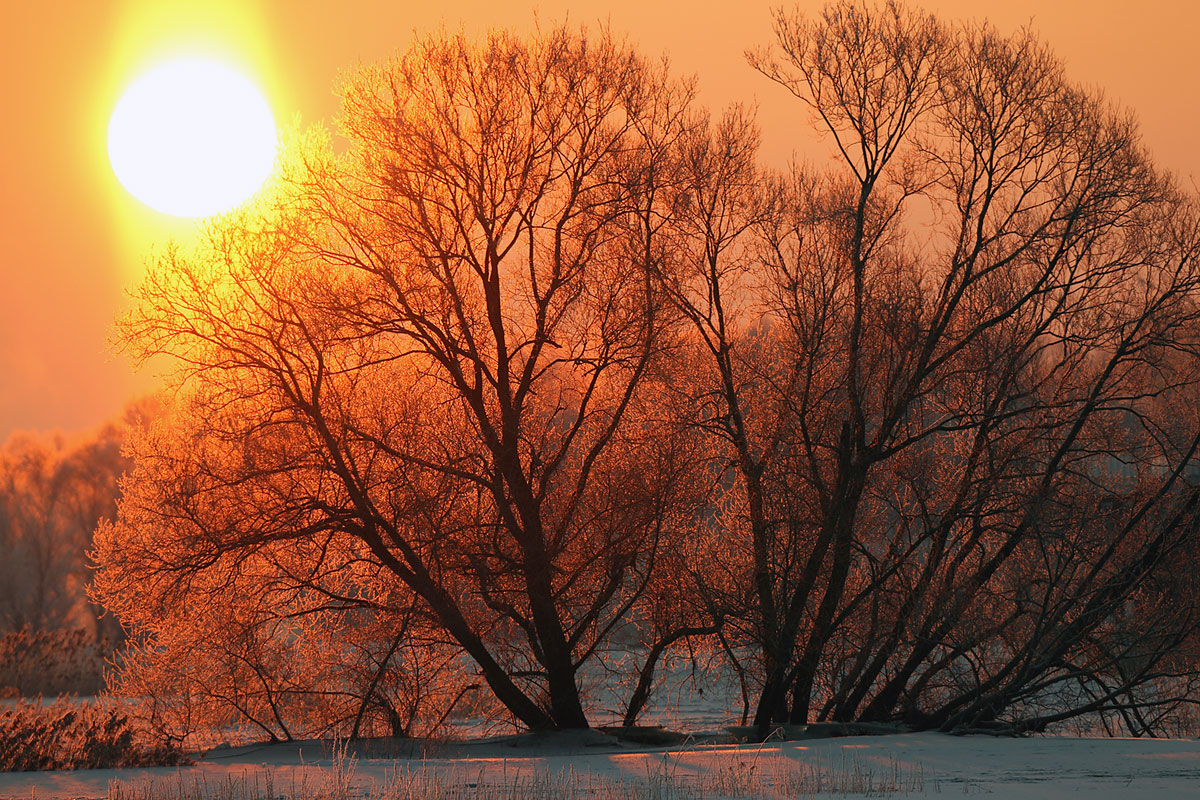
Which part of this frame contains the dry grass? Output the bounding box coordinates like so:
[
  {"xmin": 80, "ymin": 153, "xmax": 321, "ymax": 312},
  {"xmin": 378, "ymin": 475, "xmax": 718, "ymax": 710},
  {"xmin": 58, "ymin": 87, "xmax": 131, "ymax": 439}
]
[
  {"xmin": 0, "ymin": 697, "xmax": 189, "ymax": 771},
  {"xmin": 107, "ymin": 763, "xmax": 690, "ymax": 800},
  {"xmin": 107, "ymin": 739, "xmax": 931, "ymax": 799}
]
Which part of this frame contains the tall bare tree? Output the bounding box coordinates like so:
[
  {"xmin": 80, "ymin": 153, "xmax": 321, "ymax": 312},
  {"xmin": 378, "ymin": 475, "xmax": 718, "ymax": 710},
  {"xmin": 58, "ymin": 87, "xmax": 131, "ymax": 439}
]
[
  {"xmin": 696, "ymin": 0, "xmax": 1200, "ymax": 732},
  {"xmin": 94, "ymin": 25, "xmax": 699, "ymax": 731}
]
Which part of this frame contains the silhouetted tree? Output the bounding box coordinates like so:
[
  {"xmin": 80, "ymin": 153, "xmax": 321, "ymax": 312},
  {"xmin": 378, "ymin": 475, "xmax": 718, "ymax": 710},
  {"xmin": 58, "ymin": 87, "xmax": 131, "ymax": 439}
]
[{"xmin": 699, "ymin": 0, "xmax": 1200, "ymax": 732}]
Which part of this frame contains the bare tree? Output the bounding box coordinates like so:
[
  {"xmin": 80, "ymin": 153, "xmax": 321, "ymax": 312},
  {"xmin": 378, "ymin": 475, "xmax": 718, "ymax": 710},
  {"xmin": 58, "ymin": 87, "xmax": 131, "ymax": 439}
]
[
  {"xmin": 678, "ymin": 0, "xmax": 1200, "ymax": 733},
  {"xmin": 94, "ymin": 25, "xmax": 698, "ymax": 731}
]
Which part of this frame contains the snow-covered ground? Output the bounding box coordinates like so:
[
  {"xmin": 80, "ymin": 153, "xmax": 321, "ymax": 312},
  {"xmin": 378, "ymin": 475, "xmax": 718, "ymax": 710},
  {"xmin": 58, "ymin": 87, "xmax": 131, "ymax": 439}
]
[
  {"xmin": 3, "ymin": 731, "xmax": 1200, "ymax": 799},
  {"xmin": 5, "ymin": 659, "xmax": 1198, "ymax": 798}
]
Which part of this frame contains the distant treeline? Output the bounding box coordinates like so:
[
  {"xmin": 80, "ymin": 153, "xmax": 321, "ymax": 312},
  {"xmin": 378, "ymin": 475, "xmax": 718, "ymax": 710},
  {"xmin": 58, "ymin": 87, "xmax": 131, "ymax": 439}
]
[{"xmin": 0, "ymin": 400, "xmax": 156, "ymax": 696}]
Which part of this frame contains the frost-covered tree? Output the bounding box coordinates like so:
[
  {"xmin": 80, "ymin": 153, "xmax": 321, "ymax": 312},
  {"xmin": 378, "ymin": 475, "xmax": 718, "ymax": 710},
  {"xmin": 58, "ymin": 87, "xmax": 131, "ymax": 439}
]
[{"xmin": 93, "ymin": 24, "xmax": 703, "ymax": 733}]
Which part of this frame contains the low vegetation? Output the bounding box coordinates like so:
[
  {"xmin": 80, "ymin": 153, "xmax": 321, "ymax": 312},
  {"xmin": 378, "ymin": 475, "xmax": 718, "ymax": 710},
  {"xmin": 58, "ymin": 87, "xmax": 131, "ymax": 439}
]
[
  {"xmin": 0, "ymin": 697, "xmax": 189, "ymax": 771},
  {"xmin": 105, "ymin": 743, "xmax": 931, "ymax": 800}
]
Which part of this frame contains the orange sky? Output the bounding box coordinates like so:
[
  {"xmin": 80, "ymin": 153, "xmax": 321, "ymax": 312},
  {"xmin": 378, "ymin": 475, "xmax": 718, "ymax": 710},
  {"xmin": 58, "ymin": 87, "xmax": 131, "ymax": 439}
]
[{"xmin": 2, "ymin": 0, "xmax": 1197, "ymax": 440}]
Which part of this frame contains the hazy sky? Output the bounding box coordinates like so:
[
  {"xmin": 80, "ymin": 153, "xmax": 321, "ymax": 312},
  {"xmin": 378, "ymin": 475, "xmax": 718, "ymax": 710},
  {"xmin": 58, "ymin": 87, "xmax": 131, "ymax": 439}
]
[{"xmin": 2, "ymin": 0, "xmax": 1197, "ymax": 440}]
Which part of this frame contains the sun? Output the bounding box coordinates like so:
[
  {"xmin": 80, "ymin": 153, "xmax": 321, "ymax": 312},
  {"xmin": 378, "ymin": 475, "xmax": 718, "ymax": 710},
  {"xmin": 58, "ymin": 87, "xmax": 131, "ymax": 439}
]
[{"xmin": 108, "ymin": 58, "xmax": 277, "ymax": 218}]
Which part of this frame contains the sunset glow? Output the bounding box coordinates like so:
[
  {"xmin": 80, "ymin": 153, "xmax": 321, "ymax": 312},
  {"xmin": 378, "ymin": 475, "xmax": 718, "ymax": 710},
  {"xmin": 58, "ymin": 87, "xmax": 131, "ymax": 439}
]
[
  {"xmin": 107, "ymin": 59, "xmax": 277, "ymax": 217},
  {"xmin": 7, "ymin": 0, "xmax": 1200, "ymax": 789}
]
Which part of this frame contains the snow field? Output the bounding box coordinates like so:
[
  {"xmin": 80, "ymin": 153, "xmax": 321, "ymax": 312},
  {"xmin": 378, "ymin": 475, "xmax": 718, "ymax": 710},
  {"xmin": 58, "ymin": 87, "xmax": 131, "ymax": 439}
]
[{"xmin": 4, "ymin": 732, "xmax": 1200, "ymax": 799}]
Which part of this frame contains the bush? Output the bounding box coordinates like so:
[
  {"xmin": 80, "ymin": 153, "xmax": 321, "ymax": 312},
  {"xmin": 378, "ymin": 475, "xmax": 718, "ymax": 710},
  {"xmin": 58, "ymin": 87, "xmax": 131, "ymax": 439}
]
[{"xmin": 0, "ymin": 697, "xmax": 190, "ymax": 771}]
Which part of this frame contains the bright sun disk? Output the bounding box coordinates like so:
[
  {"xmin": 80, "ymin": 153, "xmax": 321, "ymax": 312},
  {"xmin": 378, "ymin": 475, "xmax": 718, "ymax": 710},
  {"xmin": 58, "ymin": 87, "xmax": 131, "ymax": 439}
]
[{"xmin": 108, "ymin": 58, "xmax": 277, "ymax": 218}]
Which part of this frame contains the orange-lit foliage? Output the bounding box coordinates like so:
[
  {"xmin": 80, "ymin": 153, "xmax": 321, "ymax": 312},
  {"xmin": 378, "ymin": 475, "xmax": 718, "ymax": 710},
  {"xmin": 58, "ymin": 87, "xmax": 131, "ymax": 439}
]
[
  {"xmin": 0, "ymin": 629, "xmax": 112, "ymax": 698},
  {"xmin": 0, "ymin": 696, "xmax": 188, "ymax": 770},
  {"xmin": 108, "ymin": 552, "xmax": 473, "ymax": 743}
]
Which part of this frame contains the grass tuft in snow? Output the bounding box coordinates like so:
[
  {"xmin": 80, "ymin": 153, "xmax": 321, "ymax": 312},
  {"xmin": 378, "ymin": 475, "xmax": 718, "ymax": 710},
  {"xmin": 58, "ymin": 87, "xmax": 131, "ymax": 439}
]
[{"xmin": 107, "ymin": 739, "xmax": 932, "ymax": 799}]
